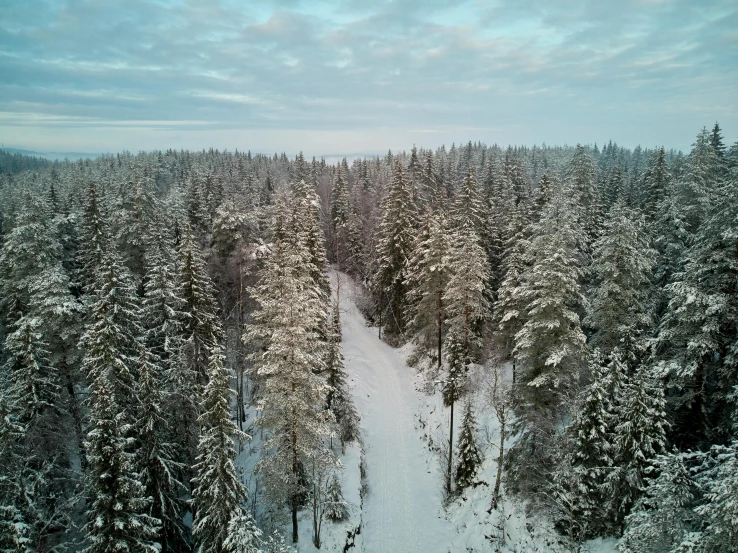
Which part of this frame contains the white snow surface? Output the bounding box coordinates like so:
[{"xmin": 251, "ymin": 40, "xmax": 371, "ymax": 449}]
[
  {"xmin": 337, "ymin": 274, "xmax": 453, "ymax": 553},
  {"xmin": 270, "ymin": 271, "xmax": 619, "ymax": 553}
]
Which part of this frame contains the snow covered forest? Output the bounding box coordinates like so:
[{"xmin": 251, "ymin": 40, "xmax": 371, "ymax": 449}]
[{"xmin": 1, "ymin": 124, "xmax": 737, "ymax": 553}]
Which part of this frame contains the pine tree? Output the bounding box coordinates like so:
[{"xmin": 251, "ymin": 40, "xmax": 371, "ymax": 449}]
[
  {"xmin": 373, "ymin": 159, "xmax": 418, "ymax": 336},
  {"xmin": 325, "ymin": 303, "xmax": 359, "ymax": 447},
  {"xmin": 178, "ymin": 223, "xmax": 222, "ymax": 388},
  {"xmin": 223, "ymin": 513, "xmax": 263, "ymax": 553},
  {"xmin": 404, "ymin": 207, "xmax": 450, "ymax": 366},
  {"xmin": 454, "ymin": 401, "xmax": 483, "ymax": 493},
  {"xmin": 83, "ymin": 378, "xmax": 159, "ymax": 553},
  {"xmin": 619, "ymin": 452, "xmax": 699, "ymax": 553},
  {"xmin": 607, "ymin": 368, "xmax": 669, "ymax": 528},
  {"xmin": 191, "ymin": 345, "xmax": 252, "ymax": 553},
  {"xmin": 246, "ymin": 201, "xmax": 335, "ymax": 544},
  {"xmin": 136, "ymin": 346, "xmax": 189, "ymax": 553},
  {"xmin": 693, "ymin": 441, "xmax": 738, "ymax": 552},
  {"xmin": 585, "ymin": 201, "xmax": 655, "ymax": 363},
  {"xmin": 323, "ymin": 474, "xmax": 350, "ymax": 522}
]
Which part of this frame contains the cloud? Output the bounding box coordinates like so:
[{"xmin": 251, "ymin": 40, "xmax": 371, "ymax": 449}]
[{"xmin": 0, "ymin": 0, "xmax": 735, "ymax": 153}]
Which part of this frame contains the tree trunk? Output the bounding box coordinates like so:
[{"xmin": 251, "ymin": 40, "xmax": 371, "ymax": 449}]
[
  {"xmin": 491, "ymin": 408, "xmax": 505, "ymax": 511},
  {"xmin": 437, "ymin": 294, "xmax": 443, "ymax": 369},
  {"xmin": 447, "ymin": 397, "xmax": 455, "ymax": 496},
  {"xmin": 62, "ymin": 359, "xmax": 85, "ymax": 467},
  {"xmin": 292, "ymin": 380, "xmax": 299, "ymax": 544}
]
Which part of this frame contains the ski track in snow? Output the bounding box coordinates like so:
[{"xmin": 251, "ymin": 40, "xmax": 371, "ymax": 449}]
[{"xmin": 340, "ymin": 279, "xmax": 452, "ymax": 553}]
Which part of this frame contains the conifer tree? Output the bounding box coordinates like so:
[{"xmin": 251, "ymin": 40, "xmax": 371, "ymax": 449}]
[
  {"xmin": 323, "ymin": 473, "xmax": 350, "ymax": 522},
  {"xmin": 693, "ymin": 441, "xmax": 738, "ymax": 552},
  {"xmin": 136, "ymin": 346, "xmax": 189, "ymax": 553},
  {"xmin": 514, "ymin": 190, "xmax": 586, "ymax": 410},
  {"xmin": 247, "ymin": 201, "xmax": 335, "ymax": 543},
  {"xmin": 223, "ymin": 513, "xmax": 263, "ymax": 553},
  {"xmin": 293, "ymin": 179, "xmax": 331, "ymax": 301},
  {"xmin": 78, "ymin": 181, "xmax": 110, "ymax": 293},
  {"xmin": 178, "ymin": 224, "xmax": 222, "ymax": 388},
  {"xmin": 619, "ymin": 452, "xmax": 699, "ymax": 553},
  {"xmin": 564, "ymin": 144, "xmax": 601, "ymax": 251},
  {"xmin": 81, "ymin": 246, "xmax": 141, "ymax": 414},
  {"xmin": 568, "ymin": 356, "xmax": 615, "ymax": 534},
  {"xmin": 454, "ymin": 401, "xmax": 483, "ymax": 493},
  {"xmin": 607, "ymin": 368, "xmax": 668, "ymax": 528},
  {"xmin": 643, "ymin": 147, "xmax": 670, "ymax": 222},
  {"xmin": 405, "ymin": 207, "xmax": 450, "ymax": 365},
  {"xmin": 325, "ymin": 302, "xmax": 359, "ymax": 447},
  {"xmin": 585, "ymin": 201, "xmax": 655, "ymax": 363},
  {"xmin": 191, "ymin": 345, "xmax": 252, "ymax": 553},
  {"xmin": 84, "ymin": 378, "xmax": 158, "ymax": 553},
  {"xmin": 373, "ymin": 159, "xmax": 417, "ymax": 336}
]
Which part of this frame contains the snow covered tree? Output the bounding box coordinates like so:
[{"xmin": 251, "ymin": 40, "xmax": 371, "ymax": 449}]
[
  {"xmin": 454, "ymin": 401, "xmax": 483, "ymax": 493},
  {"xmin": 114, "ymin": 169, "xmax": 160, "ymax": 283},
  {"xmin": 373, "ymin": 159, "xmax": 418, "ymax": 337},
  {"xmin": 514, "ymin": 190, "xmax": 586, "ymax": 411},
  {"xmin": 191, "ymin": 345, "xmax": 252, "ymax": 553},
  {"xmin": 83, "ymin": 378, "xmax": 159, "ymax": 553},
  {"xmin": 77, "ymin": 181, "xmax": 110, "ymax": 293},
  {"xmin": 136, "ymin": 346, "xmax": 189, "ymax": 553},
  {"xmin": 325, "ymin": 302, "xmax": 359, "ymax": 448},
  {"xmin": 81, "ymin": 245, "xmax": 142, "ymax": 414},
  {"xmin": 493, "ymin": 201, "xmax": 531, "ymax": 381},
  {"xmin": 653, "ymin": 163, "xmax": 737, "ymax": 446},
  {"xmin": 585, "ymin": 201, "xmax": 655, "ymax": 363},
  {"xmin": 293, "ymin": 179, "xmax": 331, "ymax": 301},
  {"xmin": 643, "ymin": 147, "xmax": 671, "ymax": 222},
  {"xmin": 442, "ymin": 205, "xmax": 489, "ymax": 495},
  {"xmin": 619, "ymin": 452, "xmax": 699, "ymax": 553},
  {"xmin": 247, "ymin": 201, "xmax": 335, "ymax": 544},
  {"xmin": 404, "ymin": 207, "xmax": 450, "ymax": 366},
  {"xmin": 323, "ymin": 474, "xmax": 349, "ymax": 522},
  {"xmin": 223, "ymin": 513, "xmax": 263, "ymax": 553},
  {"xmin": 568, "ymin": 355, "xmax": 615, "ymax": 535},
  {"xmin": 178, "ymin": 223, "xmax": 222, "ymax": 388},
  {"xmin": 3, "ymin": 317, "xmax": 60, "ymax": 429},
  {"xmin": 564, "ymin": 144, "xmax": 601, "ymax": 251},
  {"xmin": 607, "ymin": 368, "xmax": 669, "ymax": 528},
  {"xmin": 691, "ymin": 441, "xmax": 738, "ymax": 552}
]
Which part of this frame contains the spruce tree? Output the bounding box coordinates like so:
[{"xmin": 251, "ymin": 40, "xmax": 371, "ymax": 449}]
[
  {"xmin": 607, "ymin": 368, "xmax": 669, "ymax": 528},
  {"xmin": 246, "ymin": 201, "xmax": 335, "ymax": 543},
  {"xmin": 404, "ymin": 207, "xmax": 450, "ymax": 366},
  {"xmin": 84, "ymin": 378, "xmax": 158, "ymax": 553},
  {"xmin": 693, "ymin": 441, "xmax": 738, "ymax": 552},
  {"xmin": 223, "ymin": 513, "xmax": 263, "ymax": 553},
  {"xmin": 325, "ymin": 302, "xmax": 359, "ymax": 447},
  {"xmin": 619, "ymin": 452, "xmax": 699, "ymax": 553},
  {"xmin": 454, "ymin": 401, "xmax": 483, "ymax": 493},
  {"xmin": 585, "ymin": 201, "xmax": 655, "ymax": 363},
  {"xmin": 178, "ymin": 223, "xmax": 222, "ymax": 388},
  {"xmin": 136, "ymin": 346, "xmax": 189, "ymax": 553},
  {"xmin": 373, "ymin": 159, "xmax": 417, "ymax": 336},
  {"xmin": 191, "ymin": 346, "xmax": 252, "ymax": 553},
  {"xmin": 323, "ymin": 474, "xmax": 350, "ymax": 522}
]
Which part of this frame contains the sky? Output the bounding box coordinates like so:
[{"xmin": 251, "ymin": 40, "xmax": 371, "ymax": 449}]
[{"xmin": 0, "ymin": 0, "xmax": 736, "ymax": 157}]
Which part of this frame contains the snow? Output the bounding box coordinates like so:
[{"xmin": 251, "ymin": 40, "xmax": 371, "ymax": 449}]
[
  {"xmin": 337, "ymin": 274, "xmax": 453, "ymax": 553},
  {"xmin": 246, "ymin": 271, "xmax": 619, "ymax": 552}
]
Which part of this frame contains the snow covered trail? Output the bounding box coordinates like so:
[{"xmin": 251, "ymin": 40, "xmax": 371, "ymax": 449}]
[{"xmin": 338, "ymin": 276, "xmax": 453, "ymax": 553}]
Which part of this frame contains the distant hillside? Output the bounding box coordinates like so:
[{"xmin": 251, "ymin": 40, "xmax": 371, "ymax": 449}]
[{"xmin": 0, "ymin": 148, "xmax": 57, "ymax": 174}]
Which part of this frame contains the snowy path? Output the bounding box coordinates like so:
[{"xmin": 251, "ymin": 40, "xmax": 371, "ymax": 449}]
[{"xmin": 338, "ymin": 277, "xmax": 453, "ymax": 553}]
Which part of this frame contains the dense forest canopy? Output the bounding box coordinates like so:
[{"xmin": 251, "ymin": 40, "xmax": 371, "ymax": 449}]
[{"xmin": 0, "ymin": 124, "xmax": 737, "ymax": 552}]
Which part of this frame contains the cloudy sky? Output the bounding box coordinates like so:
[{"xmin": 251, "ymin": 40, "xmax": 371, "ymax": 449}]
[{"xmin": 0, "ymin": 0, "xmax": 736, "ymax": 156}]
